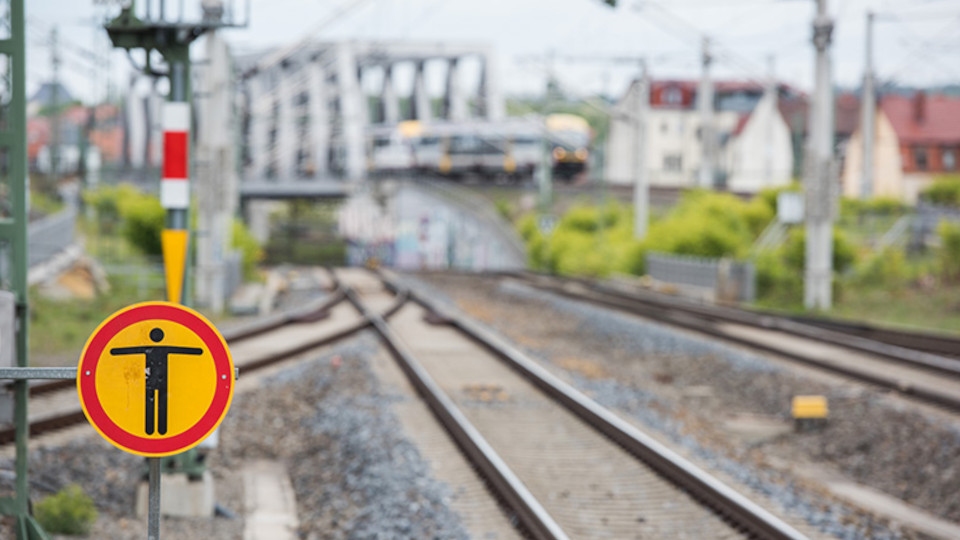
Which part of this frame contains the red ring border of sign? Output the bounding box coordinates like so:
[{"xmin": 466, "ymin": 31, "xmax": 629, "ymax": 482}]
[{"xmin": 77, "ymin": 302, "xmax": 234, "ymax": 457}]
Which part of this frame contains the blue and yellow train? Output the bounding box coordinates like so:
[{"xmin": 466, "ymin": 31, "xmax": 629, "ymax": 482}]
[{"xmin": 367, "ymin": 113, "xmax": 591, "ymax": 182}]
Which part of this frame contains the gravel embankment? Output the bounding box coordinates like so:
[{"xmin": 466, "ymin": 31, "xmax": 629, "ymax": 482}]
[
  {"xmin": 218, "ymin": 333, "xmax": 470, "ymax": 539},
  {"xmin": 2, "ymin": 332, "xmax": 471, "ymax": 539},
  {"xmin": 409, "ymin": 273, "xmax": 960, "ymax": 539}
]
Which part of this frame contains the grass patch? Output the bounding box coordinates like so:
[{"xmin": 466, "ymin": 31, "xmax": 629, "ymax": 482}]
[
  {"xmin": 29, "ymin": 270, "xmax": 165, "ymax": 366},
  {"xmin": 828, "ymin": 284, "xmax": 960, "ymax": 335}
]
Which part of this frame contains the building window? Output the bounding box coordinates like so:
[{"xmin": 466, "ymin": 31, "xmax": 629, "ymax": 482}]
[
  {"xmin": 664, "ymin": 86, "xmax": 682, "ymax": 105},
  {"xmin": 914, "ymin": 146, "xmax": 928, "ymax": 170},
  {"xmin": 944, "ymin": 148, "xmax": 957, "ymax": 171},
  {"xmin": 663, "ymin": 154, "xmax": 683, "ymax": 172}
]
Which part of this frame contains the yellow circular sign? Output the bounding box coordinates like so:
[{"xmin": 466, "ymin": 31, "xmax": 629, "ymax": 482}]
[{"xmin": 77, "ymin": 302, "xmax": 234, "ymax": 457}]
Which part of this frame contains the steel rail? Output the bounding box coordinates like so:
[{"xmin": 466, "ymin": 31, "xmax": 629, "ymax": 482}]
[
  {"xmin": 22, "ymin": 288, "xmax": 349, "ymax": 398},
  {"xmin": 0, "ymin": 290, "xmax": 392, "ymax": 447},
  {"xmin": 378, "ymin": 272, "xmax": 808, "ymax": 540},
  {"xmin": 520, "ymin": 276, "xmax": 960, "ymax": 412},
  {"xmin": 520, "ymin": 271, "xmax": 960, "ymax": 374},
  {"xmin": 342, "ymin": 284, "xmax": 569, "ymax": 540},
  {"xmin": 576, "ymin": 276, "xmax": 960, "ymax": 376},
  {"xmin": 786, "ymin": 314, "xmax": 960, "ymax": 359}
]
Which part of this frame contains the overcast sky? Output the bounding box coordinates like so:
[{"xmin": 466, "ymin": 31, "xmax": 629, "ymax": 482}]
[{"xmin": 26, "ymin": 0, "xmax": 960, "ymax": 104}]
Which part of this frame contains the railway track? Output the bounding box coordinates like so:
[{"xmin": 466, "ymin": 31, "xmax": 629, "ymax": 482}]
[
  {"xmin": 513, "ymin": 272, "xmax": 960, "ymax": 412},
  {"xmin": 0, "ymin": 278, "xmax": 381, "ymax": 445},
  {"xmin": 8, "ymin": 266, "xmax": 811, "ymax": 538},
  {"xmin": 344, "ymin": 269, "xmax": 807, "ymax": 540}
]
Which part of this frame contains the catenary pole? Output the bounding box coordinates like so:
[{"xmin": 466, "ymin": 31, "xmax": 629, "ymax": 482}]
[
  {"xmin": 804, "ymin": 0, "xmax": 835, "ymax": 310},
  {"xmin": 697, "ymin": 36, "xmax": 714, "ymax": 189},
  {"xmin": 860, "ymin": 11, "xmax": 876, "ymax": 200},
  {"xmin": 633, "ymin": 60, "xmax": 650, "ymax": 239}
]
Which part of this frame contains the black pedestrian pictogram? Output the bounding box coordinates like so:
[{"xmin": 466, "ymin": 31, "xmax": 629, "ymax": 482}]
[{"xmin": 110, "ymin": 327, "xmax": 202, "ymax": 435}]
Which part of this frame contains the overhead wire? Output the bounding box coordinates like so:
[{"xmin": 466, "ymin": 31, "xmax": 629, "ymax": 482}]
[{"xmin": 879, "ymin": 11, "xmax": 960, "ymax": 84}]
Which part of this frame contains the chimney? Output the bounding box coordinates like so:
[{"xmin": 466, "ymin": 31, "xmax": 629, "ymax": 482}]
[{"xmin": 913, "ymin": 91, "xmax": 926, "ymax": 124}]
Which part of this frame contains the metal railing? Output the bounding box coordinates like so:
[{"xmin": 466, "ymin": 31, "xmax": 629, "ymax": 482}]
[
  {"xmin": 647, "ymin": 252, "xmax": 755, "ymax": 303},
  {"xmin": 912, "ymin": 203, "xmax": 960, "ymax": 248}
]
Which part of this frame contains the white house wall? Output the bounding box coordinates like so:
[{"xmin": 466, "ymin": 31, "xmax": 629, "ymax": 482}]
[
  {"xmin": 726, "ymin": 92, "xmax": 793, "ymax": 192},
  {"xmin": 842, "ymin": 111, "xmax": 905, "ymax": 201},
  {"xmin": 606, "ymin": 81, "xmax": 746, "ymax": 190}
]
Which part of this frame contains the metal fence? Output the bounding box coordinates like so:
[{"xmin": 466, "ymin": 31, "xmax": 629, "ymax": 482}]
[
  {"xmin": 912, "ymin": 203, "xmax": 960, "ymax": 249},
  {"xmin": 647, "ymin": 252, "xmax": 755, "ymax": 303},
  {"xmin": 28, "ymin": 206, "xmax": 77, "ymax": 268}
]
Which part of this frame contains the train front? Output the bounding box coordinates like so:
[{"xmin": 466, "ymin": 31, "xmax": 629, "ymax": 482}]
[{"xmin": 546, "ymin": 114, "xmax": 591, "ymax": 181}]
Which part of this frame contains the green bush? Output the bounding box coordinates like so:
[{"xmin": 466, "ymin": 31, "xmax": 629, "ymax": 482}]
[
  {"xmin": 754, "ymin": 249, "xmax": 803, "ymax": 305},
  {"xmin": 84, "ymin": 184, "xmax": 140, "ymax": 234},
  {"xmin": 494, "ymin": 197, "xmax": 513, "ymax": 222},
  {"xmin": 841, "ymin": 196, "xmax": 909, "ymax": 218},
  {"xmin": 34, "ymin": 484, "xmax": 98, "ymax": 536},
  {"xmin": 119, "ymin": 193, "xmax": 165, "ymax": 256},
  {"xmin": 781, "ymin": 227, "xmax": 857, "ymax": 275},
  {"xmin": 84, "ymin": 184, "xmax": 165, "ymax": 255},
  {"xmin": 29, "ymin": 185, "xmax": 64, "ymax": 216},
  {"xmin": 938, "ymin": 220, "xmax": 960, "ymax": 283},
  {"xmin": 515, "ymin": 203, "xmax": 638, "ymax": 277},
  {"xmin": 754, "ymin": 227, "xmax": 858, "ymax": 307},
  {"xmin": 920, "ymin": 175, "xmax": 960, "ymax": 206},
  {"xmin": 232, "ymin": 219, "xmax": 264, "ymax": 280},
  {"xmin": 852, "ymin": 248, "xmax": 910, "ymax": 288},
  {"xmin": 515, "ymin": 190, "xmax": 782, "ymax": 278},
  {"xmin": 643, "ymin": 191, "xmax": 758, "ymax": 259}
]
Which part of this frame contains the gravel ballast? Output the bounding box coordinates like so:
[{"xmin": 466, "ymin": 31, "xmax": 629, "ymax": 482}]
[
  {"xmin": 219, "ymin": 332, "xmax": 470, "ymax": 539},
  {"xmin": 3, "ymin": 332, "xmax": 472, "ymax": 539},
  {"xmin": 408, "ymin": 272, "xmax": 960, "ymax": 539}
]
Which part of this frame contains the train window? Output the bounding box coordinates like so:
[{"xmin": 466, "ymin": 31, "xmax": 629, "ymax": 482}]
[
  {"xmin": 479, "ymin": 137, "xmax": 505, "ymax": 153},
  {"xmin": 419, "ymin": 137, "xmax": 440, "ymax": 146},
  {"xmin": 514, "ymin": 137, "xmax": 538, "ymax": 146},
  {"xmin": 451, "ymin": 136, "xmax": 482, "ymax": 153}
]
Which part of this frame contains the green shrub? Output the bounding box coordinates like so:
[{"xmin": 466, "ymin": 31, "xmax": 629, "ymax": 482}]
[
  {"xmin": 643, "ymin": 191, "xmax": 756, "ymax": 259},
  {"xmin": 516, "ymin": 214, "xmax": 548, "ymax": 269},
  {"xmin": 494, "ymin": 197, "xmax": 513, "ymax": 222},
  {"xmin": 232, "ymin": 218, "xmax": 264, "ymax": 280},
  {"xmin": 84, "ymin": 184, "xmax": 140, "ymax": 234},
  {"xmin": 515, "ymin": 190, "xmax": 782, "ymax": 277},
  {"xmin": 853, "ymin": 248, "xmax": 910, "ymax": 288},
  {"xmin": 34, "ymin": 484, "xmax": 98, "ymax": 536},
  {"xmin": 842, "ymin": 196, "xmax": 909, "ymax": 218},
  {"xmin": 84, "ymin": 184, "xmax": 165, "ymax": 255},
  {"xmin": 754, "ymin": 249, "xmax": 802, "ymax": 305},
  {"xmin": 119, "ymin": 193, "xmax": 165, "ymax": 256},
  {"xmin": 754, "ymin": 227, "xmax": 858, "ymax": 307},
  {"xmin": 920, "ymin": 175, "xmax": 960, "ymax": 206},
  {"xmin": 29, "ymin": 186, "xmax": 64, "ymax": 216},
  {"xmin": 938, "ymin": 220, "xmax": 960, "ymax": 282},
  {"xmin": 781, "ymin": 227, "xmax": 857, "ymax": 275}
]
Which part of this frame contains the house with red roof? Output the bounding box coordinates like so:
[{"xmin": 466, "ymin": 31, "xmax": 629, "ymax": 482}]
[
  {"xmin": 842, "ymin": 92, "xmax": 960, "ymax": 203},
  {"xmin": 27, "ymin": 103, "xmax": 124, "ymax": 175},
  {"xmin": 606, "ymin": 78, "xmax": 795, "ymax": 193}
]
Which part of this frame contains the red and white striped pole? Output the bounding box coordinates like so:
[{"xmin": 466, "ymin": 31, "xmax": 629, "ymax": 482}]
[{"xmin": 160, "ymin": 101, "xmax": 190, "ymax": 304}]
